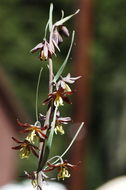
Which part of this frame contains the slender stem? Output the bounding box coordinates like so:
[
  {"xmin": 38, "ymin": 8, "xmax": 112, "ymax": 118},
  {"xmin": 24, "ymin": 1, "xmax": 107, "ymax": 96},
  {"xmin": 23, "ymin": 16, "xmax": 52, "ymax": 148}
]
[
  {"xmin": 60, "ymin": 122, "xmax": 84, "ymax": 158},
  {"xmin": 37, "ymin": 58, "xmax": 53, "ymax": 190},
  {"xmin": 36, "ymin": 67, "xmax": 43, "ymax": 121},
  {"xmin": 48, "ymin": 122, "xmax": 84, "ymax": 166}
]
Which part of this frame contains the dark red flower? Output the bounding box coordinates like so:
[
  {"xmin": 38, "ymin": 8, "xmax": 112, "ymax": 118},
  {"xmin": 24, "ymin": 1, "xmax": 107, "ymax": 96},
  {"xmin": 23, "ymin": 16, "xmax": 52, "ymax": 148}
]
[
  {"xmin": 17, "ymin": 120, "xmax": 48, "ymax": 143},
  {"xmin": 43, "ymin": 160, "xmax": 78, "ymax": 180},
  {"xmin": 12, "ymin": 137, "xmax": 39, "ymax": 159},
  {"xmin": 43, "ymin": 87, "xmax": 73, "ymax": 107}
]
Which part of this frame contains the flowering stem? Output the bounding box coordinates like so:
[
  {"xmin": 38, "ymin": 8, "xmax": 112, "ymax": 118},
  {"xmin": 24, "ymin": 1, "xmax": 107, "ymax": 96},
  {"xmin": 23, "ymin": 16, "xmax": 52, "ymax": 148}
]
[
  {"xmin": 36, "ymin": 67, "xmax": 43, "ymax": 122},
  {"xmin": 37, "ymin": 58, "xmax": 53, "ymax": 190}
]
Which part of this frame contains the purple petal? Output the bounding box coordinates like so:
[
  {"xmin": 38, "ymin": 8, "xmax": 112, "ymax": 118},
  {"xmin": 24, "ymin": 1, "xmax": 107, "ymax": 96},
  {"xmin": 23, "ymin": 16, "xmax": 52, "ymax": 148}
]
[
  {"xmin": 30, "ymin": 43, "xmax": 44, "ymax": 53},
  {"xmin": 60, "ymin": 26, "xmax": 70, "ymax": 37},
  {"xmin": 52, "ymin": 39, "xmax": 60, "ymax": 52},
  {"xmin": 43, "ymin": 43, "xmax": 48, "ymax": 57},
  {"xmin": 63, "ymin": 73, "xmax": 81, "ymax": 84}
]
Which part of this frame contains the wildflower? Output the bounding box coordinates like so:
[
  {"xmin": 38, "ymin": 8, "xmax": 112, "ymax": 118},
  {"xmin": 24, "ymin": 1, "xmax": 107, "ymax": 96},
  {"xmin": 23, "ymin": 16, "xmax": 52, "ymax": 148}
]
[
  {"xmin": 57, "ymin": 73, "xmax": 81, "ymax": 92},
  {"xmin": 43, "ymin": 160, "xmax": 77, "ymax": 181},
  {"xmin": 12, "ymin": 137, "xmax": 39, "ymax": 159},
  {"xmin": 43, "ymin": 87, "xmax": 73, "ymax": 107},
  {"xmin": 30, "ymin": 40, "xmax": 55, "ymax": 61},
  {"xmin": 52, "ymin": 25, "xmax": 69, "ymax": 49},
  {"xmin": 24, "ymin": 171, "xmax": 37, "ymax": 188},
  {"xmin": 17, "ymin": 119, "xmax": 48, "ymax": 144},
  {"xmin": 55, "ymin": 114, "xmax": 72, "ymax": 135}
]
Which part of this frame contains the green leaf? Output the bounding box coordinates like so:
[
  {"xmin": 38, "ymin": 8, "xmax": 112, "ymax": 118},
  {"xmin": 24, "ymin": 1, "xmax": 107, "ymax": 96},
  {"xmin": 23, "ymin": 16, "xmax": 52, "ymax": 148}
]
[
  {"xmin": 41, "ymin": 106, "xmax": 58, "ymax": 168},
  {"xmin": 54, "ymin": 9, "xmax": 80, "ymax": 27},
  {"xmin": 46, "ymin": 106, "xmax": 58, "ymax": 150},
  {"xmin": 53, "ymin": 30, "xmax": 75, "ymax": 83}
]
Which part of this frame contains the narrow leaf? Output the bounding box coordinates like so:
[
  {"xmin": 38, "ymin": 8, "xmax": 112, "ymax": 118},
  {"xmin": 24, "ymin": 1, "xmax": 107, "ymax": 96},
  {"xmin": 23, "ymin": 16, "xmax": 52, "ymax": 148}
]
[
  {"xmin": 41, "ymin": 106, "xmax": 58, "ymax": 169},
  {"xmin": 46, "ymin": 106, "xmax": 58, "ymax": 149},
  {"xmin": 54, "ymin": 9, "xmax": 80, "ymax": 27},
  {"xmin": 49, "ymin": 3, "xmax": 53, "ymax": 32},
  {"xmin": 53, "ymin": 31, "xmax": 75, "ymax": 83}
]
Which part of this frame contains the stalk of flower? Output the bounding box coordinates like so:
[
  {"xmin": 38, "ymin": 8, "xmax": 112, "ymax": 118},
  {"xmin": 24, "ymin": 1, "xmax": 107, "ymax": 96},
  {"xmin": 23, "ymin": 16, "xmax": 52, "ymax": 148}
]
[
  {"xmin": 12, "ymin": 137, "xmax": 39, "ymax": 159},
  {"xmin": 43, "ymin": 87, "xmax": 73, "ymax": 107},
  {"xmin": 17, "ymin": 119, "xmax": 48, "ymax": 144}
]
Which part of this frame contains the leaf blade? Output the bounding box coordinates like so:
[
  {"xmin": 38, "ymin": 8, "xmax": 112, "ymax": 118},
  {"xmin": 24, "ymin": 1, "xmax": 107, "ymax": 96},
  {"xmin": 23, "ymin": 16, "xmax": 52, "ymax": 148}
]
[{"xmin": 53, "ymin": 31, "xmax": 75, "ymax": 83}]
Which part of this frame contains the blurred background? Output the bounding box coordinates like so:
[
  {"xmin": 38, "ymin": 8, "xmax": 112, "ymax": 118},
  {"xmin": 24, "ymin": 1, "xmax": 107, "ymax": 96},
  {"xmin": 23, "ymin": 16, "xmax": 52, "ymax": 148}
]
[{"xmin": 0, "ymin": 0, "xmax": 126, "ymax": 190}]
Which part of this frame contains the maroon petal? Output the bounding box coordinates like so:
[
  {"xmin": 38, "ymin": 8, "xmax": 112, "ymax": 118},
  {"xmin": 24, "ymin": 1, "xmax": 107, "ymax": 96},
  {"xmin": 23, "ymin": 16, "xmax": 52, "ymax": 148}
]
[
  {"xmin": 12, "ymin": 145, "xmax": 22, "ymax": 150},
  {"xmin": 12, "ymin": 137, "xmax": 22, "ymax": 144},
  {"xmin": 31, "ymin": 147, "xmax": 39, "ymax": 158},
  {"xmin": 38, "ymin": 130, "xmax": 48, "ymax": 139},
  {"xmin": 20, "ymin": 129, "xmax": 31, "ymax": 134},
  {"xmin": 43, "ymin": 96, "xmax": 53, "ymax": 105},
  {"xmin": 62, "ymin": 96, "xmax": 72, "ymax": 104},
  {"xmin": 64, "ymin": 91, "xmax": 74, "ymax": 95},
  {"xmin": 31, "ymin": 144, "xmax": 39, "ymax": 150},
  {"xmin": 41, "ymin": 125, "xmax": 48, "ymax": 130},
  {"xmin": 17, "ymin": 119, "xmax": 32, "ymax": 128}
]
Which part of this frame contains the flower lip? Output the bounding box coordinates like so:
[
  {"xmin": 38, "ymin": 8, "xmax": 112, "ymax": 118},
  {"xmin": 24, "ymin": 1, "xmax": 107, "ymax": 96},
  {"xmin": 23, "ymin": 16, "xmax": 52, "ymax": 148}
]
[{"xmin": 43, "ymin": 87, "xmax": 73, "ymax": 106}]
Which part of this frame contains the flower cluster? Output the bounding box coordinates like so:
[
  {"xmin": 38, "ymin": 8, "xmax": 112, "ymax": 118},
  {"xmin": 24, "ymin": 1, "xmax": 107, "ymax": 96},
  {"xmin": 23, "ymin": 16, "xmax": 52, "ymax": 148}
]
[
  {"xmin": 30, "ymin": 24, "xmax": 69, "ymax": 61},
  {"xmin": 12, "ymin": 120, "xmax": 47, "ymax": 159},
  {"xmin": 11, "ymin": 4, "xmax": 82, "ymax": 189}
]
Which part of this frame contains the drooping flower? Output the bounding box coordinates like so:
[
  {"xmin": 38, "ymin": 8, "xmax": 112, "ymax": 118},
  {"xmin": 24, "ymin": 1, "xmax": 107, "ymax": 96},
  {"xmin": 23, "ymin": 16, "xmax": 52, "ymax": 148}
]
[
  {"xmin": 55, "ymin": 113, "xmax": 72, "ymax": 135},
  {"xmin": 43, "ymin": 160, "xmax": 77, "ymax": 181},
  {"xmin": 43, "ymin": 87, "xmax": 73, "ymax": 107},
  {"xmin": 52, "ymin": 25, "xmax": 69, "ymax": 50},
  {"xmin": 39, "ymin": 112, "xmax": 71, "ymax": 135},
  {"xmin": 30, "ymin": 40, "xmax": 55, "ymax": 61},
  {"xmin": 57, "ymin": 73, "xmax": 81, "ymax": 92},
  {"xmin": 17, "ymin": 119, "xmax": 48, "ymax": 144},
  {"xmin": 12, "ymin": 137, "xmax": 39, "ymax": 159},
  {"xmin": 24, "ymin": 171, "xmax": 37, "ymax": 188}
]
